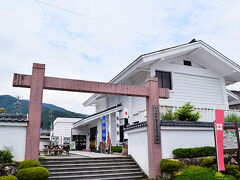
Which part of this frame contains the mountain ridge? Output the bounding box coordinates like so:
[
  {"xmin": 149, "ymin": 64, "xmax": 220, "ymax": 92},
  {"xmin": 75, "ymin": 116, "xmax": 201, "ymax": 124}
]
[{"xmin": 0, "ymin": 95, "xmax": 88, "ymax": 129}]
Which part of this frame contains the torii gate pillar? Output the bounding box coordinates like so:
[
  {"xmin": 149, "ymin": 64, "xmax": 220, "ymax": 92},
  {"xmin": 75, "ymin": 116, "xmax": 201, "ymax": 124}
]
[
  {"xmin": 146, "ymin": 77, "xmax": 162, "ymax": 178},
  {"xmin": 25, "ymin": 64, "xmax": 45, "ymax": 160}
]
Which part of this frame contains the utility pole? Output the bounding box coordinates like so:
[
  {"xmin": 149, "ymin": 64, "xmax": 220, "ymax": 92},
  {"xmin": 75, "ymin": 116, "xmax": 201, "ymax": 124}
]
[{"xmin": 13, "ymin": 96, "xmax": 22, "ymax": 114}]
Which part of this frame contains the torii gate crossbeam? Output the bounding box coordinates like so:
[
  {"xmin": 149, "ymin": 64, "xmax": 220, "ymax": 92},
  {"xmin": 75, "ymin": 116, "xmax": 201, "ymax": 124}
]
[{"xmin": 13, "ymin": 63, "xmax": 169, "ymax": 178}]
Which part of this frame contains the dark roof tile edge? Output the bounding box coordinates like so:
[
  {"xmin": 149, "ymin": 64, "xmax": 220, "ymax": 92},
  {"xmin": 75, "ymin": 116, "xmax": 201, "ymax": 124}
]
[
  {"xmin": 124, "ymin": 120, "xmax": 240, "ymax": 131},
  {"xmin": 0, "ymin": 114, "xmax": 28, "ymax": 123}
]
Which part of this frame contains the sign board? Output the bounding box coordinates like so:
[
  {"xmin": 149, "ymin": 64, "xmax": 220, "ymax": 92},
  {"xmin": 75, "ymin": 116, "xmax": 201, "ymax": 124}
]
[
  {"xmin": 223, "ymin": 129, "xmax": 238, "ymax": 150},
  {"xmin": 70, "ymin": 141, "xmax": 76, "ymax": 150},
  {"xmin": 153, "ymin": 105, "xmax": 160, "ymax": 144},
  {"xmin": 214, "ymin": 109, "xmax": 225, "ymax": 171},
  {"xmin": 223, "ymin": 120, "xmax": 240, "ymax": 166}
]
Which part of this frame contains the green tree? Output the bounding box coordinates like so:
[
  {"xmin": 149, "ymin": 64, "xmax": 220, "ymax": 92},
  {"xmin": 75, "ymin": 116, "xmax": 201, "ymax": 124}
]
[{"xmin": 174, "ymin": 102, "xmax": 200, "ymax": 121}]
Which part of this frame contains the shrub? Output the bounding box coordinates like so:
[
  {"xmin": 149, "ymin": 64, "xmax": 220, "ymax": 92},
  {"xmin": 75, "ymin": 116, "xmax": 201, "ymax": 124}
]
[
  {"xmin": 16, "ymin": 167, "xmax": 50, "ymax": 180},
  {"xmin": 174, "ymin": 102, "xmax": 200, "ymax": 122},
  {"xmin": 200, "ymin": 157, "xmax": 214, "ymax": 167},
  {"xmin": 0, "ymin": 175, "xmax": 18, "ymax": 180},
  {"xmin": 175, "ymin": 166, "xmax": 215, "ymax": 180},
  {"xmin": 18, "ymin": 160, "xmax": 42, "ymax": 170},
  {"xmin": 160, "ymin": 159, "xmax": 184, "ymax": 173},
  {"xmin": 173, "ymin": 146, "xmax": 216, "ymax": 158},
  {"xmin": 161, "ymin": 109, "xmax": 175, "ymax": 120},
  {"xmin": 215, "ymin": 172, "xmax": 224, "ymax": 178},
  {"xmin": 224, "ymin": 114, "xmax": 240, "ymax": 123},
  {"xmin": 224, "ymin": 165, "xmax": 239, "ymax": 176},
  {"xmin": 0, "ymin": 147, "xmax": 14, "ymax": 163},
  {"xmin": 0, "ymin": 108, "xmax": 5, "ymax": 114},
  {"xmin": 111, "ymin": 146, "xmax": 122, "ymax": 153}
]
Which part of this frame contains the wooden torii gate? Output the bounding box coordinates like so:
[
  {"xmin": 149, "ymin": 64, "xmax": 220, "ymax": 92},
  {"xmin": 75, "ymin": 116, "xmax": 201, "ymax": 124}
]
[{"xmin": 13, "ymin": 63, "xmax": 169, "ymax": 178}]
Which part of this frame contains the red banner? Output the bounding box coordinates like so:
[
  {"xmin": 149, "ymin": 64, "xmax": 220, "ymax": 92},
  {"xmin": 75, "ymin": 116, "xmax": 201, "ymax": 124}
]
[{"xmin": 215, "ymin": 109, "xmax": 225, "ymax": 171}]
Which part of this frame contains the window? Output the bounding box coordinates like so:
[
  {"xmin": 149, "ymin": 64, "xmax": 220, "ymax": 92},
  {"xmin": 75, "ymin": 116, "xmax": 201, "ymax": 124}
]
[
  {"xmin": 183, "ymin": 60, "xmax": 192, "ymax": 66},
  {"xmin": 155, "ymin": 71, "xmax": 172, "ymax": 90}
]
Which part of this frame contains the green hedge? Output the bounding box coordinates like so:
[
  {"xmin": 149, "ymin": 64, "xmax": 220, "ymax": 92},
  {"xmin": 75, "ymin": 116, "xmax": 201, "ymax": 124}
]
[
  {"xmin": 160, "ymin": 159, "xmax": 184, "ymax": 173},
  {"xmin": 16, "ymin": 167, "xmax": 50, "ymax": 180},
  {"xmin": 200, "ymin": 157, "xmax": 214, "ymax": 167},
  {"xmin": 0, "ymin": 149, "xmax": 14, "ymax": 163},
  {"xmin": 0, "ymin": 175, "xmax": 18, "ymax": 180},
  {"xmin": 172, "ymin": 146, "xmax": 216, "ymax": 158},
  {"xmin": 111, "ymin": 146, "xmax": 122, "ymax": 153},
  {"xmin": 18, "ymin": 160, "xmax": 42, "ymax": 170}
]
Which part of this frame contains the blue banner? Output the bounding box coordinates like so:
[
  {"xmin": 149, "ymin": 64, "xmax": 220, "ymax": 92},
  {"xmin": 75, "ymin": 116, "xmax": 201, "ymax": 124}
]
[{"xmin": 102, "ymin": 116, "xmax": 106, "ymax": 141}]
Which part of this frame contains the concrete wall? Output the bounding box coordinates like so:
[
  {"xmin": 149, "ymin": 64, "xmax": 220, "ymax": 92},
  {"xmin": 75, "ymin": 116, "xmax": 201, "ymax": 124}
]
[
  {"xmin": 161, "ymin": 126, "xmax": 214, "ymax": 158},
  {"xmin": 127, "ymin": 127, "xmax": 149, "ymax": 176},
  {"xmin": 127, "ymin": 125, "xmax": 215, "ymax": 176},
  {"xmin": 0, "ymin": 122, "xmax": 27, "ymax": 161}
]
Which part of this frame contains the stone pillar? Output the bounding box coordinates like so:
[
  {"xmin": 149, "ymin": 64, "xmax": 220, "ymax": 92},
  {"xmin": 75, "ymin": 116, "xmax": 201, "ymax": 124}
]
[
  {"xmin": 25, "ymin": 63, "xmax": 45, "ymax": 160},
  {"xmin": 145, "ymin": 77, "xmax": 162, "ymax": 178}
]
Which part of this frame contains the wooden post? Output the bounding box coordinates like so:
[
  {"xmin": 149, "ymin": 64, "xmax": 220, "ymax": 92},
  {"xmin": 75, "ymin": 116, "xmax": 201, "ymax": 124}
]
[
  {"xmin": 145, "ymin": 77, "xmax": 162, "ymax": 178},
  {"xmin": 25, "ymin": 63, "xmax": 45, "ymax": 160}
]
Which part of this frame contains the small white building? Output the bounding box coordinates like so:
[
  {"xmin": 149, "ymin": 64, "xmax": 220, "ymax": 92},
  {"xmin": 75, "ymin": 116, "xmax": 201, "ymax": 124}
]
[
  {"xmin": 0, "ymin": 114, "xmax": 28, "ymax": 161},
  {"xmin": 51, "ymin": 117, "xmax": 81, "ymax": 146},
  {"xmin": 39, "ymin": 129, "xmax": 50, "ymax": 151}
]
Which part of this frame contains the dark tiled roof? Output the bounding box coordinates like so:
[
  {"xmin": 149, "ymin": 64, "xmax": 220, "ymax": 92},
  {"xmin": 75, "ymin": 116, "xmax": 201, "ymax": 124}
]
[
  {"xmin": 160, "ymin": 120, "xmax": 213, "ymax": 127},
  {"xmin": 124, "ymin": 121, "xmax": 147, "ymax": 131},
  {"xmin": 0, "ymin": 114, "xmax": 28, "ymax": 123},
  {"xmin": 124, "ymin": 120, "xmax": 240, "ymax": 131}
]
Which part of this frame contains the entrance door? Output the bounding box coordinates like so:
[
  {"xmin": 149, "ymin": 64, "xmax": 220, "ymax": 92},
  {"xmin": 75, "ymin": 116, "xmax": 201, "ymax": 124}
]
[
  {"xmin": 79, "ymin": 135, "xmax": 86, "ymax": 150},
  {"xmin": 90, "ymin": 127, "xmax": 97, "ymax": 151},
  {"xmin": 72, "ymin": 135, "xmax": 86, "ymax": 150},
  {"xmin": 120, "ymin": 125, "xmax": 124, "ymax": 142}
]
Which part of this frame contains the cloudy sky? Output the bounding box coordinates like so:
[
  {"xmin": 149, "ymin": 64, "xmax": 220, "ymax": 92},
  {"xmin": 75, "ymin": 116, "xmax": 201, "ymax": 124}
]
[{"xmin": 1, "ymin": 0, "xmax": 240, "ymax": 114}]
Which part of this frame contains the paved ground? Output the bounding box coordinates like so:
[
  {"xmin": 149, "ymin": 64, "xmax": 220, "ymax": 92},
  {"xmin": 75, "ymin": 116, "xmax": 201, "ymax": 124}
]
[
  {"xmin": 39, "ymin": 151, "xmax": 124, "ymax": 159},
  {"xmin": 69, "ymin": 151, "xmax": 124, "ymax": 158}
]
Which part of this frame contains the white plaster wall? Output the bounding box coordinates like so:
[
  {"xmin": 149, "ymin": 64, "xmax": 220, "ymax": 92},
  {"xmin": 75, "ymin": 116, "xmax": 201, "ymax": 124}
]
[
  {"xmin": 127, "ymin": 126, "xmax": 216, "ymax": 176},
  {"xmin": 161, "ymin": 127, "xmax": 215, "ymax": 158},
  {"xmin": 0, "ymin": 123, "xmax": 27, "ymax": 161},
  {"xmin": 127, "ymin": 127, "xmax": 149, "ymax": 176},
  {"xmin": 53, "ymin": 118, "xmax": 79, "ymax": 138},
  {"xmin": 150, "ymin": 59, "xmax": 227, "ymax": 110},
  {"xmin": 110, "ymin": 113, "xmax": 117, "ymax": 146},
  {"xmin": 96, "ymin": 98, "xmax": 107, "ymax": 112}
]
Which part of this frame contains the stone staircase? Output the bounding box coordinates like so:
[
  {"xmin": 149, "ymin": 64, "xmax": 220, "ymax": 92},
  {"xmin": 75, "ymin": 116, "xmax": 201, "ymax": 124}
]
[{"xmin": 40, "ymin": 156, "xmax": 145, "ymax": 180}]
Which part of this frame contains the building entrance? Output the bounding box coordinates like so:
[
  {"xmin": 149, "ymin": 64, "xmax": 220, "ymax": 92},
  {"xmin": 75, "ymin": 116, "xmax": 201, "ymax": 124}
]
[{"xmin": 90, "ymin": 126, "xmax": 97, "ymax": 151}]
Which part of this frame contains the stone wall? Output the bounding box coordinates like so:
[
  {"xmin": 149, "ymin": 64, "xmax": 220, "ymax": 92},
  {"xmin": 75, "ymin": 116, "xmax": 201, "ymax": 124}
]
[{"xmin": 0, "ymin": 162, "xmax": 19, "ymax": 176}]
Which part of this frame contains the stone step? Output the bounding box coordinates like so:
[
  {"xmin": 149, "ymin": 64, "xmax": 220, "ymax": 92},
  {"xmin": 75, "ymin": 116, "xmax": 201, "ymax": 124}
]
[
  {"xmin": 50, "ymin": 168, "xmax": 141, "ymax": 176},
  {"xmin": 43, "ymin": 161, "xmax": 136, "ymax": 168},
  {"xmin": 41, "ymin": 155, "xmax": 145, "ymax": 179},
  {"xmin": 41, "ymin": 159, "xmax": 132, "ymax": 165},
  {"xmin": 48, "ymin": 172, "xmax": 144, "ymax": 180},
  {"xmin": 47, "ymin": 164, "xmax": 138, "ymax": 172}
]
